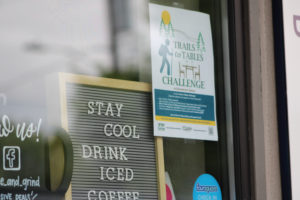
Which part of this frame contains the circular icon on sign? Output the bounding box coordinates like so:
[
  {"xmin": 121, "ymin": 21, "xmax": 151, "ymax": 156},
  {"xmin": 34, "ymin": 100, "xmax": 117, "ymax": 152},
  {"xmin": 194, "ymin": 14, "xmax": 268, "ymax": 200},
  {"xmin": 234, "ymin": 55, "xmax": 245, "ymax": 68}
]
[{"xmin": 193, "ymin": 174, "xmax": 222, "ymax": 200}]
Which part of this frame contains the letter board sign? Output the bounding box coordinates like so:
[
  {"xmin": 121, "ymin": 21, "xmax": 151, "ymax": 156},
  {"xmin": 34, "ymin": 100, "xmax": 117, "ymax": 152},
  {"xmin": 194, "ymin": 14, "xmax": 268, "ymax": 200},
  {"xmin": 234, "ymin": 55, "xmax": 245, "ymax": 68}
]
[{"xmin": 59, "ymin": 73, "xmax": 165, "ymax": 200}]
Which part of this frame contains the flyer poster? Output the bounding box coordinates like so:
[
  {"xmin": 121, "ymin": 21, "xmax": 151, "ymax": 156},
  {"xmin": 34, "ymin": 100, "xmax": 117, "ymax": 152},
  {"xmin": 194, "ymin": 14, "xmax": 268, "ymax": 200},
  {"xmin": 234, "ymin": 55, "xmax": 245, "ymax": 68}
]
[{"xmin": 149, "ymin": 4, "xmax": 218, "ymax": 141}]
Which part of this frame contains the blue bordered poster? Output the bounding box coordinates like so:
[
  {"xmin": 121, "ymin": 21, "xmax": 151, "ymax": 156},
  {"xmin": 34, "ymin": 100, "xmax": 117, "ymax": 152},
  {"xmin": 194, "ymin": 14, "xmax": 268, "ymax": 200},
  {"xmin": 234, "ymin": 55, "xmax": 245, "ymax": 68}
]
[{"xmin": 149, "ymin": 4, "xmax": 218, "ymax": 140}]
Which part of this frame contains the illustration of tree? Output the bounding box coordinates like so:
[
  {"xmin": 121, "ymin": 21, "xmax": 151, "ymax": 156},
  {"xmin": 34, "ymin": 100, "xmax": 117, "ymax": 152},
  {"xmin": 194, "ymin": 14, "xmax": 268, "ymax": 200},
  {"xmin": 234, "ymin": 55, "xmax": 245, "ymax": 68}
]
[{"xmin": 197, "ymin": 32, "xmax": 205, "ymax": 53}]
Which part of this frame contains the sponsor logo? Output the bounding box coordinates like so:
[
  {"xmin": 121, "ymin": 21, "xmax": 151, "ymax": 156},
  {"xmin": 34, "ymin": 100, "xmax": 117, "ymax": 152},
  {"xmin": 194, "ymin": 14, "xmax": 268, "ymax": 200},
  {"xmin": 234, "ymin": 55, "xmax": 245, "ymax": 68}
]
[
  {"xmin": 196, "ymin": 183, "xmax": 218, "ymax": 193},
  {"xmin": 208, "ymin": 126, "xmax": 214, "ymax": 135},
  {"xmin": 158, "ymin": 123, "xmax": 166, "ymax": 131},
  {"xmin": 183, "ymin": 126, "xmax": 192, "ymax": 131}
]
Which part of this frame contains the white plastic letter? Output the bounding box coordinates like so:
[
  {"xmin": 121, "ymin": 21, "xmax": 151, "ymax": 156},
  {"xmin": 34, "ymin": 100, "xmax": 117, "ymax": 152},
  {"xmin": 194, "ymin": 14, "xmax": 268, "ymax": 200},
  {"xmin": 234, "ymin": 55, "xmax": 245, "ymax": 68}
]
[
  {"xmin": 119, "ymin": 147, "xmax": 128, "ymax": 161},
  {"xmin": 125, "ymin": 168, "xmax": 134, "ymax": 182},
  {"xmin": 104, "ymin": 124, "xmax": 113, "ymax": 136},
  {"xmin": 96, "ymin": 101, "xmax": 104, "ymax": 116},
  {"xmin": 109, "ymin": 191, "xmax": 116, "ymax": 200},
  {"xmin": 125, "ymin": 192, "xmax": 131, "ymax": 200},
  {"xmin": 115, "ymin": 103, "xmax": 123, "ymax": 117},
  {"xmin": 94, "ymin": 146, "xmax": 102, "ymax": 159},
  {"xmin": 82, "ymin": 145, "xmax": 92, "ymax": 158},
  {"xmin": 123, "ymin": 125, "xmax": 132, "ymax": 138},
  {"xmin": 113, "ymin": 125, "xmax": 122, "ymax": 137},
  {"xmin": 105, "ymin": 103, "xmax": 114, "ymax": 117},
  {"xmin": 106, "ymin": 167, "xmax": 115, "ymax": 181},
  {"xmin": 88, "ymin": 102, "xmax": 95, "ymax": 114},
  {"xmin": 117, "ymin": 191, "xmax": 124, "ymax": 200},
  {"xmin": 132, "ymin": 126, "xmax": 139, "ymax": 139},
  {"xmin": 100, "ymin": 166, "xmax": 105, "ymax": 180},
  {"xmin": 133, "ymin": 192, "xmax": 139, "ymax": 200},
  {"xmin": 99, "ymin": 191, "xmax": 108, "ymax": 200},
  {"xmin": 117, "ymin": 168, "xmax": 124, "ymax": 181},
  {"xmin": 88, "ymin": 190, "xmax": 96, "ymax": 200}
]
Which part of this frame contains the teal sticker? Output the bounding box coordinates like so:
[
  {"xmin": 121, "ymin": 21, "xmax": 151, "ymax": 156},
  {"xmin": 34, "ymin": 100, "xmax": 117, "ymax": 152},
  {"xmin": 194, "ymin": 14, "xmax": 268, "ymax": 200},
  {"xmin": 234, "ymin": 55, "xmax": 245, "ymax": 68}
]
[{"xmin": 193, "ymin": 174, "xmax": 222, "ymax": 200}]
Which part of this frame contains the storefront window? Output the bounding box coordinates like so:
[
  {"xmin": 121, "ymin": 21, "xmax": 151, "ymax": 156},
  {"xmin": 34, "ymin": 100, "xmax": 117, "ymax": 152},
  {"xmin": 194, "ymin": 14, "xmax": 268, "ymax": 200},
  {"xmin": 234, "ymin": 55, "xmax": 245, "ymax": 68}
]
[{"xmin": 0, "ymin": 0, "xmax": 235, "ymax": 199}]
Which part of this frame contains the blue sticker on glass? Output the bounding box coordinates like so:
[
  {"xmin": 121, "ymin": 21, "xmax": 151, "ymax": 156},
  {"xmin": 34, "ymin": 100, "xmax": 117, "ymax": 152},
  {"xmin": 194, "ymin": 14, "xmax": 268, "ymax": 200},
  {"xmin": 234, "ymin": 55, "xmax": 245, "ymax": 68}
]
[{"xmin": 193, "ymin": 174, "xmax": 222, "ymax": 200}]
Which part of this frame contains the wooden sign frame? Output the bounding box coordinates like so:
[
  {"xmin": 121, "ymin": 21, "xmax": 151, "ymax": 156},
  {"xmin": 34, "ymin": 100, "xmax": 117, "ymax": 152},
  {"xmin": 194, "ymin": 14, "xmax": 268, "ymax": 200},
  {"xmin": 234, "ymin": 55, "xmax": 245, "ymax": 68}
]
[{"xmin": 59, "ymin": 73, "xmax": 166, "ymax": 200}]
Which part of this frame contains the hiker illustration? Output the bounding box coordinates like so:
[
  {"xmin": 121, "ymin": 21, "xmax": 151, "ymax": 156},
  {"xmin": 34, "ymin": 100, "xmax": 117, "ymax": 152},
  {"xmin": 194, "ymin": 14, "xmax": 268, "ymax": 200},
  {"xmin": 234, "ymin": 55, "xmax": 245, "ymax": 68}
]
[{"xmin": 159, "ymin": 39, "xmax": 173, "ymax": 75}]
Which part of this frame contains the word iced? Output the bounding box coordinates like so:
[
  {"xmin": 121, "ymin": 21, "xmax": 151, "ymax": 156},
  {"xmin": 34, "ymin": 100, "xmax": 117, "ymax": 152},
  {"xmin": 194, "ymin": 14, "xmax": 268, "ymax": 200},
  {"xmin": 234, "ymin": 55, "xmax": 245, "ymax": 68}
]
[{"xmin": 99, "ymin": 167, "xmax": 134, "ymax": 181}]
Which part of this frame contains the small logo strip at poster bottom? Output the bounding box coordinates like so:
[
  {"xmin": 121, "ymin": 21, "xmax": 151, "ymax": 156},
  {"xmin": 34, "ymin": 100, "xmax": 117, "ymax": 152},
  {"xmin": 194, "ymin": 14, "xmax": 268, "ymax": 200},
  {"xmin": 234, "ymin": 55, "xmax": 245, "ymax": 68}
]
[{"xmin": 155, "ymin": 116, "xmax": 216, "ymax": 125}]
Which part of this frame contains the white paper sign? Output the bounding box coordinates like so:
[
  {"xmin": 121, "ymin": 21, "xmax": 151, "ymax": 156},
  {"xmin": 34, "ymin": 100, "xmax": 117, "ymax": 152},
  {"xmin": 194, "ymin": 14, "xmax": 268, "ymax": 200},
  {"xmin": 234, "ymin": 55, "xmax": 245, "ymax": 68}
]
[
  {"xmin": 282, "ymin": 0, "xmax": 300, "ymax": 198},
  {"xmin": 149, "ymin": 4, "xmax": 218, "ymax": 140}
]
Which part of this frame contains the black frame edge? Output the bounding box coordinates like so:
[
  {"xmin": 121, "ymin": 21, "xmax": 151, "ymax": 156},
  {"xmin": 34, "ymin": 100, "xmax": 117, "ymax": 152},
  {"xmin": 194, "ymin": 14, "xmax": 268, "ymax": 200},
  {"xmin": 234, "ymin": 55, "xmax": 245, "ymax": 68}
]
[
  {"xmin": 272, "ymin": 0, "xmax": 292, "ymax": 199},
  {"xmin": 228, "ymin": 0, "xmax": 253, "ymax": 199}
]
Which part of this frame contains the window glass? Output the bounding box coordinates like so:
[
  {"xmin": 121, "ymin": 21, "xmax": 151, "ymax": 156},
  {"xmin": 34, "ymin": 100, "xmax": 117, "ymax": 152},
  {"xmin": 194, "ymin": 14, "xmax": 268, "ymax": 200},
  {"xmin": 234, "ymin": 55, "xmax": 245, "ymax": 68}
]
[{"xmin": 0, "ymin": 0, "xmax": 235, "ymax": 199}]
